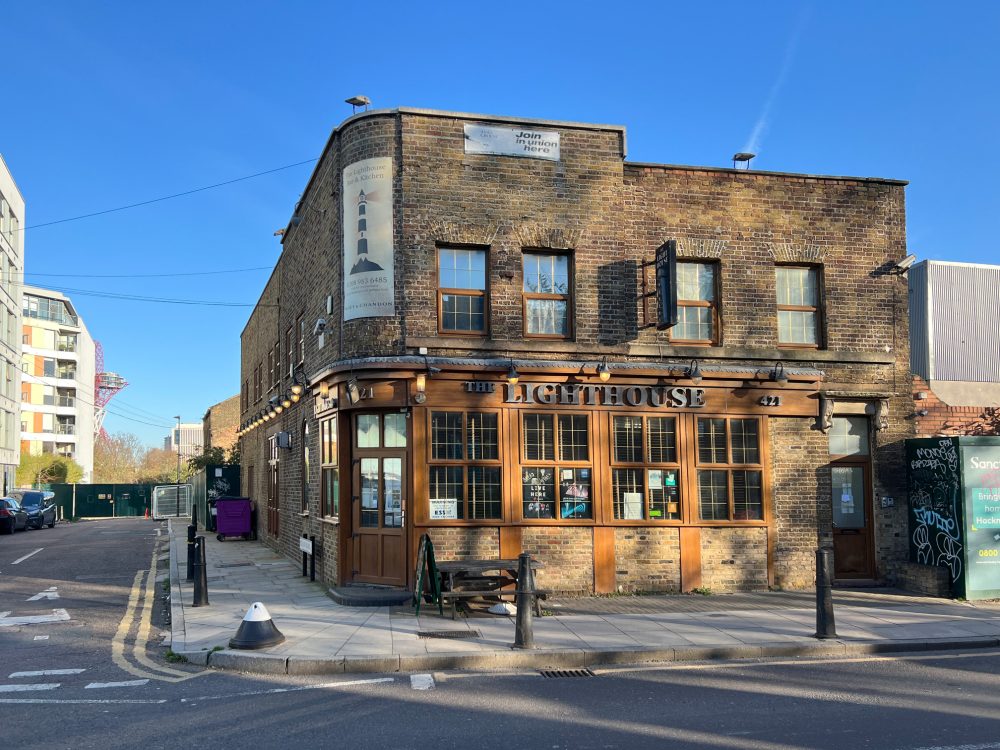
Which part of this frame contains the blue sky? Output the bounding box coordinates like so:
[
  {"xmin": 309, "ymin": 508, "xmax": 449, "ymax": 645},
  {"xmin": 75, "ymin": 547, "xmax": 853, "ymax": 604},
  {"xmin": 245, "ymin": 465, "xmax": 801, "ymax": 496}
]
[{"xmin": 4, "ymin": 1, "xmax": 998, "ymax": 446}]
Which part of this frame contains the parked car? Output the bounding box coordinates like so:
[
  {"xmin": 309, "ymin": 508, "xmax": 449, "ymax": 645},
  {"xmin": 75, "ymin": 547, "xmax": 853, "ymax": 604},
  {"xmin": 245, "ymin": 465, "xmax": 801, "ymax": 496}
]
[
  {"xmin": 0, "ymin": 497, "xmax": 29, "ymax": 534},
  {"xmin": 16, "ymin": 491, "xmax": 57, "ymax": 529}
]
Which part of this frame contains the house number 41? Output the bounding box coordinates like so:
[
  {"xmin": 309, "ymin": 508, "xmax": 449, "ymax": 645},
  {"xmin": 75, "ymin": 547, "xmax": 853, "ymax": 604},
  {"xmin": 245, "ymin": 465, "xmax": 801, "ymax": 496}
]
[{"xmin": 759, "ymin": 395, "xmax": 782, "ymax": 407}]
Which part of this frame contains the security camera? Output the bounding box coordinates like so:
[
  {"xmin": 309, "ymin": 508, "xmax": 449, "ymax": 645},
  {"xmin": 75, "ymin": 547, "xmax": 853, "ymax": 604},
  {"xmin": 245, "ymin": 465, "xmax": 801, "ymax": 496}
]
[
  {"xmin": 313, "ymin": 317, "xmax": 327, "ymax": 336},
  {"xmin": 892, "ymin": 254, "xmax": 916, "ymax": 273}
]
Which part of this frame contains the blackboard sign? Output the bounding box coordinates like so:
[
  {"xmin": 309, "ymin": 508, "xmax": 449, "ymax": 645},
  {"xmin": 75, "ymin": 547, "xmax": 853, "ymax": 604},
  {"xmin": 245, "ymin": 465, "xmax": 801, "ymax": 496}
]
[{"xmin": 522, "ymin": 468, "xmax": 554, "ymax": 518}]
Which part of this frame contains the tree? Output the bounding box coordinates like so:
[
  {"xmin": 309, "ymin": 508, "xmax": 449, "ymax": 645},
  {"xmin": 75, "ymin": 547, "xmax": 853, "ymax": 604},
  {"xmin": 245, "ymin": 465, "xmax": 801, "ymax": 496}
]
[
  {"xmin": 139, "ymin": 447, "xmax": 187, "ymax": 484},
  {"xmin": 187, "ymin": 446, "xmax": 226, "ymax": 473},
  {"xmin": 17, "ymin": 454, "xmax": 85, "ymax": 487},
  {"xmin": 93, "ymin": 432, "xmax": 145, "ymax": 483}
]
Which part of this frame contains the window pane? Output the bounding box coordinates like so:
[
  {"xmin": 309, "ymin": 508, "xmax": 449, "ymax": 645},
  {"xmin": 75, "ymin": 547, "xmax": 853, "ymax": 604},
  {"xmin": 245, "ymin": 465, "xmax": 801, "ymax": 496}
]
[
  {"xmin": 526, "ymin": 298, "xmax": 568, "ymax": 335},
  {"xmin": 321, "ymin": 417, "xmax": 337, "ymax": 465},
  {"xmin": 675, "ymin": 305, "xmax": 712, "ymax": 341},
  {"xmin": 613, "ymin": 416, "xmax": 643, "ymax": 463},
  {"xmin": 678, "ymin": 262, "xmax": 715, "ymax": 302},
  {"xmin": 442, "ymin": 293, "xmax": 485, "ymax": 332},
  {"xmin": 523, "ymin": 414, "xmax": 555, "ymax": 461},
  {"xmin": 698, "ymin": 470, "xmax": 729, "ymax": 520},
  {"xmin": 383, "ymin": 458, "xmax": 403, "ymax": 528},
  {"xmin": 322, "ymin": 467, "xmax": 339, "ymax": 517},
  {"xmin": 776, "ymin": 267, "xmax": 817, "ymax": 306},
  {"xmin": 439, "ymin": 248, "xmax": 486, "ymax": 290},
  {"xmin": 733, "ymin": 470, "xmax": 763, "ymax": 520},
  {"xmin": 829, "ymin": 416, "xmax": 869, "ymax": 456},
  {"xmin": 467, "ymin": 412, "xmax": 498, "ymax": 460},
  {"xmin": 778, "ymin": 310, "xmax": 817, "ymax": 345},
  {"xmin": 729, "ymin": 419, "xmax": 760, "ymax": 464},
  {"xmin": 559, "ymin": 468, "xmax": 592, "ymax": 519},
  {"xmin": 360, "ymin": 458, "xmax": 380, "ymax": 527},
  {"xmin": 647, "ymin": 417, "xmax": 677, "ymax": 463},
  {"xmin": 697, "ymin": 419, "xmax": 728, "ymax": 464},
  {"xmin": 524, "ymin": 253, "xmax": 569, "ymax": 294},
  {"xmin": 522, "ymin": 467, "xmax": 555, "ymax": 518},
  {"xmin": 468, "ymin": 466, "xmax": 501, "ymax": 519},
  {"xmin": 613, "ymin": 467, "xmax": 644, "ymax": 520},
  {"xmin": 832, "ymin": 465, "xmax": 865, "ymax": 529},
  {"xmin": 431, "ymin": 412, "xmax": 463, "ymax": 459},
  {"xmin": 648, "ymin": 468, "xmax": 680, "ymax": 520},
  {"xmin": 384, "ymin": 413, "xmax": 406, "ymax": 447},
  {"xmin": 558, "ymin": 414, "xmax": 589, "ymax": 462},
  {"xmin": 429, "ymin": 466, "xmax": 463, "ymax": 520},
  {"xmin": 357, "ymin": 415, "xmax": 380, "ymax": 448}
]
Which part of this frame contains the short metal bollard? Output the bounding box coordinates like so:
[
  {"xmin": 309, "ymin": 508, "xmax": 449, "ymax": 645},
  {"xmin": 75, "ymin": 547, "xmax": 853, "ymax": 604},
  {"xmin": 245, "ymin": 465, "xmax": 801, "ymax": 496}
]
[
  {"xmin": 192, "ymin": 502, "xmax": 199, "ymax": 531},
  {"xmin": 513, "ymin": 553, "xmax": 535, "ymax": 650},
  {"xmin": 814, "ymin": 548, "xmax": 837, "ymax": 639},
  {"xmin": 192, "ymin": 537, "xmax": 210, "ymax": 607},
  {"xmin": 186, "ymin": 523, "xmax": 196, "ymax": 582}
]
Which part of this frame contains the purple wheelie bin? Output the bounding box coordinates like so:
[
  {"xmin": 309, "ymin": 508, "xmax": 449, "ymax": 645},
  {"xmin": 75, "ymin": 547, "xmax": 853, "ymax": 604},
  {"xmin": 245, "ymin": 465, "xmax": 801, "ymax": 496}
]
[{"xmin": 214, "ymin": 497, "xmax": 252, "ymax": 541}]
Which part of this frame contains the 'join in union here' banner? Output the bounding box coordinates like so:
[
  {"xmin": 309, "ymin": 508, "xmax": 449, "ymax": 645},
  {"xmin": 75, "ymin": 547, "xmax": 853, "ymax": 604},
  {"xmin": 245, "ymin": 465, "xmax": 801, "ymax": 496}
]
[{"xmin": 343, "ymin": 157, "xmax": 394, "ymax": 321}]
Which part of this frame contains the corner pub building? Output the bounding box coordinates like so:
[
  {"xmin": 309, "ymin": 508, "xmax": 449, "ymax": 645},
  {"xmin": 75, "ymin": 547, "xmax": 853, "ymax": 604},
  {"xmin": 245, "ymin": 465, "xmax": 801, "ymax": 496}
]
[{"xmin": 238, "ymin": 107, "xmax": 915, "ymax": 597}]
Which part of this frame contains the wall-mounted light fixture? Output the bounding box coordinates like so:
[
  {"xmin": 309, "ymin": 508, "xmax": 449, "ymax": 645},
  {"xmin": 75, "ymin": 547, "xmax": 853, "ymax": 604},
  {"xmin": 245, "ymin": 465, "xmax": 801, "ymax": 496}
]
[
  {"xmin": 281, "ymin": 394, "xmax": 292, "ymax": 409},
  {"xmin": 597, "ymin": 357, "xmax": 611, "ymax": 382},
  {"xmin": 687, "ymin": 359, "xmax": 703, "ymax": 385},
  {"xmin": 318, "ymin": 381, "xmax": 330, "ymax": 399},
  {"xmin": 506, "ymin": 361, "xmax": 519, "ymax": 385},
  {"xmin": 771, "ymin": 361, "xmax": 789, "ymax": 386}
]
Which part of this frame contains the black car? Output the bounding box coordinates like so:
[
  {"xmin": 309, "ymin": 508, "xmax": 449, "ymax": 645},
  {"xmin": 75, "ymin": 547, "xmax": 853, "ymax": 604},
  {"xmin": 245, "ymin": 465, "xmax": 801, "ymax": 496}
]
[
  {"xmin": 0, "ymin": 498, "xmax": 29, "ymax": 534},
  {"xmin": 16, "ymin": 491, "xmax": 57, "ymax": 529}
]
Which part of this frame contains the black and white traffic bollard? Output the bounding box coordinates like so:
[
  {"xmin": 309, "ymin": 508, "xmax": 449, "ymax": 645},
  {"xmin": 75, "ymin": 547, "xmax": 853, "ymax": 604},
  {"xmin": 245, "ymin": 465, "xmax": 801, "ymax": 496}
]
[
  {"xmin": 186, "ymin": 522, "xmax": 196, "ymax": 582},
  {"xmin": 513, "ymin": 553, "xmax": 535, "ymax": 650},
  {"xmin": 814, "ymin": 548, "xmax": 837, "ymax": 639},
  {"xmin": 230, "ymin": 602, "xmax": 285, "ymax": 650},
  {"xmin": 192, "ymin": 537, "xmax": 210, "ymax": 607}
]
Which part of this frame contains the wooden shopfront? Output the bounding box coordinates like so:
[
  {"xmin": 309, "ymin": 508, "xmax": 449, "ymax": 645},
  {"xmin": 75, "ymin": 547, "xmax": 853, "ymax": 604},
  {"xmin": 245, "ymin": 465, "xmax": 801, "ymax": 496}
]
[{"xmin": 319, "ymin": 363, "xmax": 821, "ymax": 593}]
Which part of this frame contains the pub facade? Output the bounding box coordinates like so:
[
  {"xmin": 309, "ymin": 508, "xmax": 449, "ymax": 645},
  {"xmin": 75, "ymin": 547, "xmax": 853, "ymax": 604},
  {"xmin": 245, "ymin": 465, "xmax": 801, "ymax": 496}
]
[{"xmin": 238, "ymin": 107, "xmax": 914, "ymax": 595}]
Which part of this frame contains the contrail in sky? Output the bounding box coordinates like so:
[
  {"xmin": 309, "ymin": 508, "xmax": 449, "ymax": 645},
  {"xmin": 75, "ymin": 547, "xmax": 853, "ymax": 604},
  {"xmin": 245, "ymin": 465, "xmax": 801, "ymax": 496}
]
[{"xmin": 742, "ymin": 7, "xmax": 812, "ymax": 156}]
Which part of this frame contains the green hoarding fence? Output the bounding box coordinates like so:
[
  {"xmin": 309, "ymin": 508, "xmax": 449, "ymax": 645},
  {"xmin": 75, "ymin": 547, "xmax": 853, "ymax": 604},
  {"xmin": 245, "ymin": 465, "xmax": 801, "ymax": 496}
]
[{"xmin": 49, "ymin": 484, "xmax": 156, "ymax": 519}]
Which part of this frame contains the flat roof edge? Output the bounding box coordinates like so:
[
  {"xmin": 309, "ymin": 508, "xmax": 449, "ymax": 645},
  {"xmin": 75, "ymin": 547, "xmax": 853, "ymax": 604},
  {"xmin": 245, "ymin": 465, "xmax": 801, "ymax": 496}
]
[{"xmin": 626, "ymin": 161, "xmax": 908, "ymax": 186}]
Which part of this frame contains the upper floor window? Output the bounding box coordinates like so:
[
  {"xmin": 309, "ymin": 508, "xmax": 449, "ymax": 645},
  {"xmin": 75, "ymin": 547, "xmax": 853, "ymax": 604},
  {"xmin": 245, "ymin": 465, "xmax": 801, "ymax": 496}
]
[
  {"xmin": 523, "ymin": 251, "xmax": 571, "ymax": 338},
  {"xmin": 672, "ymin": 262, "xmax": 718, "ymax": 345},
  {"xmin": 829, "ymin": 416, "xmax": 869, "ymax": 456},
  {"xmin": 776, "ymin": 266, "xmax": 821, "ymax": 347},
  {"xmin": 297, "ymin": 315, "xmax": 305, "ymax": 364},
  {"xmin": 437, "ymin": 247, "xmax": 487, "ymax": 334}
]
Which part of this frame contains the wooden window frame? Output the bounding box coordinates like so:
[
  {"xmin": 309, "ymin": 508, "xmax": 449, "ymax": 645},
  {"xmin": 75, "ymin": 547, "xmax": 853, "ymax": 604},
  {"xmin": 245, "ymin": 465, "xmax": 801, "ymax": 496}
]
[
  {"xmin": 775, "ymin": 264, "xmax": 824, "ymax": 349},
  {"xmin": 297, "ymin": 314, "xmax": 305, "ymax": 364},
  {"xmin": 301, "ymin": 420, "xmax": 311, "ymax": 513},
  {"xmin": 518, "ymin": 410, "xmax": 593, "ymax": 523},
  {"xmin": 693, "ymin": 415, "xmax": 768, "ymax": 525},
  {"xmin": 285, "ymin": 326, "xmax": 294, "ymax": 379},
  {"xmin": 436, "ymin": 246, "xmax": 489, "ymax": 336},
  {"xmin": 609, "ymin": 413, "xmax": 684, "ymax": 524},
  {"xmin": 669, "ymin": 260, "xmax": 720, "ymax": 346},
  {"xmin": 522, "ymin": 250, "xmax": 574, "ymax": 340},
  {"xmin": 320, "ymin": 415, "xmax": 339, "ymax": 519},
  {"xmin": 426, "ymin": 409, "xmax": 503, "ymax": 523}
]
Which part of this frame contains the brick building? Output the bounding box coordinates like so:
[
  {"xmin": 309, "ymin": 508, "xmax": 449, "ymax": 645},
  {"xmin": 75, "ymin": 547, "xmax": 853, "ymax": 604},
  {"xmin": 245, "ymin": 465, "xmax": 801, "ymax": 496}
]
[
  {"xmin": 202, "ymin": 394, "xmax": 239, "ymax": 455},
  {"xmin": 238, "ymin": 107, "xmax": 914, "ymax": 595}
]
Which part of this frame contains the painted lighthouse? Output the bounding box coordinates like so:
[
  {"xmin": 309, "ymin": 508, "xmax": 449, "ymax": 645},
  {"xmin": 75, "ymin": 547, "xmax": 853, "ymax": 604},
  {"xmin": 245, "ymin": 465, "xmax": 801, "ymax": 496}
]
[{"xmin": 350, "ymin": 189, "xmax": 384, "ymax": 274}]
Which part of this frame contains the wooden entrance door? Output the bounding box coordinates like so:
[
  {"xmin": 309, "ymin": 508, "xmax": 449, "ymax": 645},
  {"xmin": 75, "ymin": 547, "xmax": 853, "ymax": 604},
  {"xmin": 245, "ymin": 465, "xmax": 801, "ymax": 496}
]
[
  {"xmin": 267, "ymin": 436, "xmax": 279, "ymax": 536},
  {"xmin": 831, "ymin": 462, "xmax": 874, "ymax": 579},
  {"xmin": 353, "ymin": 453, "xmax": 406, "ymax": 585}
]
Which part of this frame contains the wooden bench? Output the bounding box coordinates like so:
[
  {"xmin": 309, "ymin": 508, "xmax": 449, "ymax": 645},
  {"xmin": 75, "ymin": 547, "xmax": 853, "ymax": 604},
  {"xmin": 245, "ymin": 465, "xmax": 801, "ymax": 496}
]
[{"xmin": 439, "ymin": 588, "xmax": 548, "ymax": 620}]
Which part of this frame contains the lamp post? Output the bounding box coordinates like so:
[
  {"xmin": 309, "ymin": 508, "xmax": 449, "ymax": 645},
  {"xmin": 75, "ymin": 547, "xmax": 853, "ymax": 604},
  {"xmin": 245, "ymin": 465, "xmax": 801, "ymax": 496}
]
[{"xmin": 173, "ymin": 415, "xmax": 181, "ymax": 505}]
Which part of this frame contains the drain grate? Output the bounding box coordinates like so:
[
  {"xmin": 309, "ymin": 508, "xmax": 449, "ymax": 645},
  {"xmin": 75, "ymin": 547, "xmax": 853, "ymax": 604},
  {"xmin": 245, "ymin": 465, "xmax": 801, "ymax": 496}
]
[
  {"xmin": 418, "ymin": 630, "xmax": 481, "ymax": 639},
  {"xmin": 217, "ymin": 562, "xmax": 254, "ymax": 568},
  {"xmin": 540, "ymin": 669, "xmax": 595, "ymax": 679}
]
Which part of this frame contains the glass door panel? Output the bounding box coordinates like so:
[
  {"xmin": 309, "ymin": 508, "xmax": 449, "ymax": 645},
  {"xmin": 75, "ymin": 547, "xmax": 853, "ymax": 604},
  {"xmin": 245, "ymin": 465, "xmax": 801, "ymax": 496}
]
[
  {"xmin": 360, "ymin": 458, "xmax": 379, "ymax": 527},
  {"xmin": 384, "ymin": 457, "xmax": 403, "ymax": 528},
  {"xmin": 832, "ymin": 465, "xmax": 865, "ymax": 529}
]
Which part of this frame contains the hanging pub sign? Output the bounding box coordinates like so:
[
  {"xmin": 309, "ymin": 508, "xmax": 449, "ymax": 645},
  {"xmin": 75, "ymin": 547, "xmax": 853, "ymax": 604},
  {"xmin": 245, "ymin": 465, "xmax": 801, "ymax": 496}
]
[
  {"xmin": 655, "ymin": 240, "xmax": 678, "ymax": 330},
  {"xmin": 342, "ymin": 157, "xmax": 395, "ymax": 320},
  {"xmin": 464, "ymin": 124, "xmax": 560, "ymax": 161}
]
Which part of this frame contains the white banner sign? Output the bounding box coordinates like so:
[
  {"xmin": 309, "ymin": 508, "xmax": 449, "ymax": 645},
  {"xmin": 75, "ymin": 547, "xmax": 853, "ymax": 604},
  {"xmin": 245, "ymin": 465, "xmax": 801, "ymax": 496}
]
[
  {"xmin": 464, "ymin": 124, "xmax": 560, "ymax": 161},
  {"xmin": 343, "ymin": 157, "xmax": 395, "ymax": 320},
  {"xmin": 429, "ymin": 498, "xmax": 458, "ymax": 520}
]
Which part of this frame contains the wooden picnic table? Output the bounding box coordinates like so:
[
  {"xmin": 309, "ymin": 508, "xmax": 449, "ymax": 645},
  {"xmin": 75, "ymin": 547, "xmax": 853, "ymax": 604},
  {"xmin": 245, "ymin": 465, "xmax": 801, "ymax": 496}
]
[{"xmin": 435, "ymin": 558, "xmax": 545, "ymax": 618}]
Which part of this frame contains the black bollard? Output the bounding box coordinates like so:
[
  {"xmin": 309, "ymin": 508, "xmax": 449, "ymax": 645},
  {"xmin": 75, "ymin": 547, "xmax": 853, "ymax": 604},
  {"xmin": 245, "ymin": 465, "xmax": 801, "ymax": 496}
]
[
  {"xmin": 192, "ymin": 537, "xmax": 209, "ymax": 607},
  {"xmin": 186, "ymin": 522, "xmax": 196, "ymax": 582},
  {"xmin": 192, "ymin": 501, "xmax": 199, "ymax": 531},
  {"xmin": 310, "ymin": 536, "xmax": 317, "ymax": 582},
  {"xmin": 302, "ymin": 533, "xmax": 309, "ymax": 577},
  {"xmin": 814, "ymin": 548, "xmax": 837, "ymax": 639},
  {"xmin": 513, "ymin": 553, "xmax": 535, "ymax": 650}
]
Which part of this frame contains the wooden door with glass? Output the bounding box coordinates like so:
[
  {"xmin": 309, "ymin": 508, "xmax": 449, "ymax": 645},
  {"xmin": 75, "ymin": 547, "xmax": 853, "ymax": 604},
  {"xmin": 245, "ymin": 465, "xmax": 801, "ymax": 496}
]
[
  {"xmin": 352, "ymin": 412, "xmax": 408, "ymax": 586},
  {"xmin": 829, "ymin": 416, "xmax": 875, "ymax": 580}
]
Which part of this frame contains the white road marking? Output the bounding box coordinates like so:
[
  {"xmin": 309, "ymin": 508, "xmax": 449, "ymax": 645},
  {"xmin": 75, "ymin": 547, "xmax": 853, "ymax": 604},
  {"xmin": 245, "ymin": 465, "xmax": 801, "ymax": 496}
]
[
  {"xmin": 28, "ymin": 587, "xmax": 59, "ymax": 601},
  {"xmin": 913, "ymin": 744, "xmax": 1000, "ymax": 750},
  {"xmin": 12, "ymin": 548, "xmax": 43, "ymax": 565},
  {"xmin": 0, "ymin": 698, "xmax": 167, "ymax": 704},
  {"xmin": 0, "ymin": 609, "xmax": 71, "ymax": 627},
  {"xmin": 410, "ymin": 674, "xmax": 435, "ymax": 690},
  {"xmin": 0, "ymin": 683, "xmax": 60, "ymax": 692},
  {"xmin": 33, "ymin": 636, "xmax": 49, "ymax": 641},
  {"xmin": 85, "ymin": 679, "xmax": 150, "ymax": 689},
  {"xmin": 180, "ymin": 677, "xmax": 395, "ymax": 703},
  {"xmin": 9, "ymin": 669, "xmax": 85, "ymax": 678}
]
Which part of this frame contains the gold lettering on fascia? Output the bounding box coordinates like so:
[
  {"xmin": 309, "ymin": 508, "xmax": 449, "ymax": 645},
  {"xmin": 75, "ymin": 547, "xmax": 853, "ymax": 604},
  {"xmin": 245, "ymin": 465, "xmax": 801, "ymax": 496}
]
[
  {"xmin": 766, "ymin": 243, "xmax": 826, "ymax": 263},
  {"xmin": 503, "ymin": 383, "xmax": 706, "ymax": 408},
  {"xmin": 677, "ymin": 239, "xmax": 726, "ymax": 259}
]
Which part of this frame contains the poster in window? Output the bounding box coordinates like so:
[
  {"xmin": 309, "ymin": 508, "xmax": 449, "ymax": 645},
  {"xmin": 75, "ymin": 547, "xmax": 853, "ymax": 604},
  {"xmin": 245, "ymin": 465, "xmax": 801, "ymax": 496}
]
[
  {"xmin": 622, "ymin": 492, "xmax": 643, "ymax": 520},
  {"xmin": 559, "ymin": 468, "xmax": 592, "ymax": 519},
  {"xmin": 522, "ymin": 468, "xmax": 554, "ymax": 518},
  {"xmin": 429, "ymin": 498, "xmax": 458, "ymax": 520},
  {"xmin": 342, "ymin": 157, "xmax": 395, "ymax": 320}
]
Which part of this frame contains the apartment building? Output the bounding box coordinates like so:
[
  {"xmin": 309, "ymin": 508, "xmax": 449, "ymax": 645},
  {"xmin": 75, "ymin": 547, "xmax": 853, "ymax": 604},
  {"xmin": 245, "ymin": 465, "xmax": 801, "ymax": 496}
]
[
  {"xmin": 239, "ymin": 108, "xmax": 914, "ymax": 595},
  {"xmin": 164, "ymin": 422, "xmax": 203, "ymax": 460},
  {"xmin": 20, "ymin": 286, "xmax": 96, "ymax": 482},
  {"xmin": 0, "ymin": 155, "xmax": 24, "ymax": 494}
]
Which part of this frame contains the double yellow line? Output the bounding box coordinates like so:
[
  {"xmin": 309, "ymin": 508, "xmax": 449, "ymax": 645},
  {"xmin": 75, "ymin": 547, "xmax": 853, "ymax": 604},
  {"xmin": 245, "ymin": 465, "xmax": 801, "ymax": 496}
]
[{"xmin": 111, "ymin": 541, "xmax": 207, "ymax": 683}]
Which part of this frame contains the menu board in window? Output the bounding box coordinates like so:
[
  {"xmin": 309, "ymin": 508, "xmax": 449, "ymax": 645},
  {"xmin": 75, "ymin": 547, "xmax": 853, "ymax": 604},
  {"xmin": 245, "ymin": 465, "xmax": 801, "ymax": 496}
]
[{"xmin": 522, "ymin": 468, "xmax": 555, "ymax": 519}]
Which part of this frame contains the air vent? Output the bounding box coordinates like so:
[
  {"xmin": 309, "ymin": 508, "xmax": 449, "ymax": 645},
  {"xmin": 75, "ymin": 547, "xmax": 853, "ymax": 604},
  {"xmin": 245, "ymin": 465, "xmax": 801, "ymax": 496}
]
[
  {"xmin": 418, "ymin": 630, "xmax": 481, "ymax": 639},
  {"xmin": 540, "ymin": 669, "xmax": 595, "ymax": 679}
]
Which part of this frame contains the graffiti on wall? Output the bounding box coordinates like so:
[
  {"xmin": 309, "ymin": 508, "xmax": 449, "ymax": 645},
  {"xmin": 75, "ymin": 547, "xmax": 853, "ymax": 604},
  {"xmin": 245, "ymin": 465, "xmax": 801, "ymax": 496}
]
[{"xmin": 908, "ymin": 438, "xmax": 963, "ymax": 581}]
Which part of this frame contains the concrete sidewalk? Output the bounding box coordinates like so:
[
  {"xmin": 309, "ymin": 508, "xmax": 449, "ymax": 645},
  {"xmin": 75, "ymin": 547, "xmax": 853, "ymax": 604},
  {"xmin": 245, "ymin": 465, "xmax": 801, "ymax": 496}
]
[{"xmin": 167, "ymin": 521, "xmax": 1000, "ymax": 676}]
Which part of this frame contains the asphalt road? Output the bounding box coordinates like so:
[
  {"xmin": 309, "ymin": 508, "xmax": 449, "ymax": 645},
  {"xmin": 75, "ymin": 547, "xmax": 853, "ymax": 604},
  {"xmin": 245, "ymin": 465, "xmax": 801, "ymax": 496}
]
[{"xmin": 3, "ymin": 519, "xmax": 1000, "ymax": 749}]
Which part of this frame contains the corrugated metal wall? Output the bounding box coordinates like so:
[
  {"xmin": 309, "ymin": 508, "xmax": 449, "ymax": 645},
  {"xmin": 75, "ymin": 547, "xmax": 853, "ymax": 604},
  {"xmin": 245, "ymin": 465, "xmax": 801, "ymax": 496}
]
[
  {"xmin": 920, "ymin": 262, "xmax": 1000, "ymax": 382},
  {"xmin": 909, "ymin": 262, "xmax": 930, "ymax": 379}
]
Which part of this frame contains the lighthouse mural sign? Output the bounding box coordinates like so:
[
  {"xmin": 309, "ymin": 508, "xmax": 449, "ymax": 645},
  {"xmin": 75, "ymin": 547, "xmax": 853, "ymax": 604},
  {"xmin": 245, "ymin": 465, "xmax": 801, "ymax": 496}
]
[{"xmin": 342, "ymin": 157, "xmax": 395, "ymax": 320}]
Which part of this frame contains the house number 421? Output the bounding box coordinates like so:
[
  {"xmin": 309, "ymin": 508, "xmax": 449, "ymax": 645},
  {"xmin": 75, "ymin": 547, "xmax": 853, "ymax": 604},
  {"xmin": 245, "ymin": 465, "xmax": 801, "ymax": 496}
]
[{"xmin": 759, "ymin": 395, "xmax": 782, "ymax": 407}]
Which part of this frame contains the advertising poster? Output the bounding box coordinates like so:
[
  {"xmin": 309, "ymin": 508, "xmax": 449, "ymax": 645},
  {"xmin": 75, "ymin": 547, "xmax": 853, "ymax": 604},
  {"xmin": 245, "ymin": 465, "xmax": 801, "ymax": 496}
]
[
  {"xmin": 961, "ymin": 443, "xmax": 1000, "ymax": 599},
  {"xmin": 342, "ymin": 157, "xmax": 394, "ymax": 320},
  {"xmin": 464, "ymin": 124, "xmax": 560, "ymax": 161}
]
